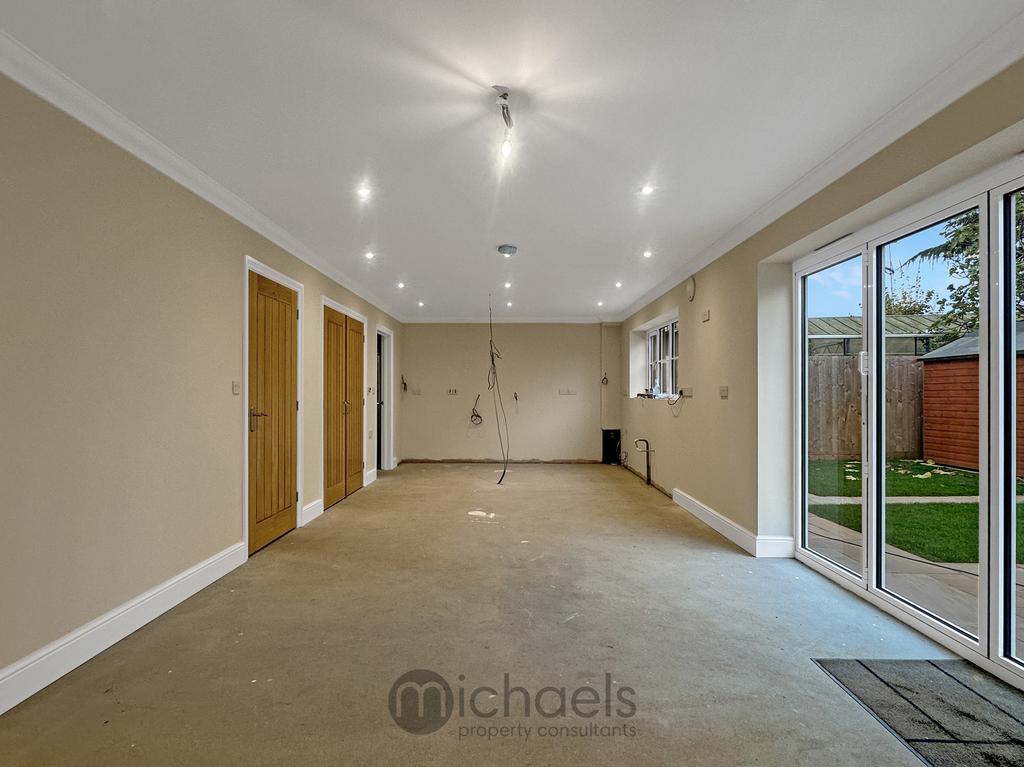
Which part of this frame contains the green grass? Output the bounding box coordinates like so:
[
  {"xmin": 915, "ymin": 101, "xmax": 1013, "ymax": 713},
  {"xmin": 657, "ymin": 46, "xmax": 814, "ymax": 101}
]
[
  {"xmin": 807, "ymin": 458, "xmax": 1024, "ymax": 497},
  {"xmin": 810, "ymin": 502, "xmax": 1024, "ymax": 564}
]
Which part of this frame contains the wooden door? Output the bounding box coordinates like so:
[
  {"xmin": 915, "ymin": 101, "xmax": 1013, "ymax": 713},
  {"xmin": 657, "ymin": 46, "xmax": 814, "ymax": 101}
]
[
  {"xmin": 323, "ymin": 306, "xmax": 348, "ymax": 509},
  {"xmin": 248, "ymin": 272, "xmax": 298, "ymax": 554},
  {"xmin": 345, "ymin": 316, "xmax": 364, "ymax": 493}
]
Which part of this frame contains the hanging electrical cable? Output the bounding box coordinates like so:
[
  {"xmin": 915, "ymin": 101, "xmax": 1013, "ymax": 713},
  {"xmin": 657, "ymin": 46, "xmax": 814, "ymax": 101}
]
[
  {"xmin": 487, "ymin": 297, "xmax": 511, "ymax": 484},
  {"xmin": 470, "ymin": 394, "xmax": 483, "ymax": 425}
]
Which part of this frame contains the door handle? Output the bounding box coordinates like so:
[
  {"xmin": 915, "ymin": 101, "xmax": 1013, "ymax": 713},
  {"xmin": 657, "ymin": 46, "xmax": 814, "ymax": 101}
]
[
  {"xmin": 249, "ymin": 407, "xmax": 268, "ymax": 432},
  {"xmin": 343, "ymin": 400, "xmax": 351, "ymax": 415}
]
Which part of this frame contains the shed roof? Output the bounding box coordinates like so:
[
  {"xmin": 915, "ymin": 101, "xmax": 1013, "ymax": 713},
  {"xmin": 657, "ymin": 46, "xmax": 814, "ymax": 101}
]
[
  {"xmin": 921, "ymin": 321, "xmax": 1024, "ymax": 361},
  {"xmin": 807, "ymin": 314, "xmax": 944, "ymax": 338}
]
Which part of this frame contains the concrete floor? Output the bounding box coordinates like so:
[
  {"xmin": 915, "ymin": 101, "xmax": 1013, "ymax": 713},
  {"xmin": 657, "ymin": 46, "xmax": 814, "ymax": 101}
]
[{"xmin": 0, "ymin": 464, "xmax": 951, "ymax": 766}]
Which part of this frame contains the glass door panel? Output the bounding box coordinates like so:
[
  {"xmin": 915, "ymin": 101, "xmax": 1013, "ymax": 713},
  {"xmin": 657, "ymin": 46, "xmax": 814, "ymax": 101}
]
[
  {"xmin": 1007, "ymin": 188, "xmax": 1024, "ymax": 661},
  {"xmin": 878, "ymin": 207, "xmax": 981, "ymax": 636},
  {"xmin": 802, "ymin": 255, "xmax": 865, "ymax": 574}
]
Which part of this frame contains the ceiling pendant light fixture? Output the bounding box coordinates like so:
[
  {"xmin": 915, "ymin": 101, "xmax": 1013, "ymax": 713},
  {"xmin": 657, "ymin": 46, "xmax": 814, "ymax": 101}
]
[{"xmin": 493, "ymin": 85, "xmax": 514, "ymax": 159}]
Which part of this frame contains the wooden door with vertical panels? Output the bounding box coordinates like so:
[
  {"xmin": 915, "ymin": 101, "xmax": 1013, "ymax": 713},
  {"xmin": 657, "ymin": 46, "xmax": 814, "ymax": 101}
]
[
  {"xmin": 345, "ymin": 316, "xmax": 364, "ymax": 493},
  {"xmin": 248, "ymin": 273, "xmax": 298, "ymax": 554},
  {"xmin": 323, "ymin": 306, "xmax": 348, "ymax": 509}
]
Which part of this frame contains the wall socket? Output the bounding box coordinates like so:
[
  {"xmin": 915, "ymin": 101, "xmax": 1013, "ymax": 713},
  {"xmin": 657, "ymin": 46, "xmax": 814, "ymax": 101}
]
[
  {"xmin": 558, "ymin": 388, "xmax": 577, "ymax": 395},
  {"xmin": 447, "ymin": 388, "xmax": 458, "ymax": 396},
  {"xmin": 719, "ymin": 385, "xmax": 729, "ymax": 399}
]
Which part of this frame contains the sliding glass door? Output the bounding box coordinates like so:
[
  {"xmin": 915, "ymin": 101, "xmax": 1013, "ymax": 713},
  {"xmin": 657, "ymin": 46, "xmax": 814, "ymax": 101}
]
[
  {"xmin": 1000, "ymin": 183, "xmax": 1024, "ymax": 665},
  {"xmin": 874, "ymin": 200, "xmax": 985, "ymax": 638},
  {"xmin": 800, "ymin": 254, "xmax": 866, "ymax": 576},
  {"xmin": 796, "ymin": 160, "xmax": 1024, "ymax": 687}
]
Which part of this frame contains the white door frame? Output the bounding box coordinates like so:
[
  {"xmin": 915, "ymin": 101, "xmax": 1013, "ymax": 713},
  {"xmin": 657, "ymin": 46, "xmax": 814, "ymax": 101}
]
[
  {"xmin": 319, "ymin": 297, "xmax": 371, "ymax": 517},
  {"xmin": 242, "ymin": 255, "xmax": 304, "ymax": 552},
  {"xmin": 791, "ymin": 157, "xmax": 1024, "ymax": 691},
  {"xmin": 377, "ymin": 325, "xmax": 397, "ymax": 470}
]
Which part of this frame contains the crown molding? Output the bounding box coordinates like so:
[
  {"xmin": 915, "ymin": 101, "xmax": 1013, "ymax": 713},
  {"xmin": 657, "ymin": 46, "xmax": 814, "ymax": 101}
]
[
  {"xmin": 403, "ymin": 316, "xmax": 603, "ymax": 324},
  {"xmin": 0, "ymin": 30, "xmax": 404, "ymax": 323},
  {"xmin": 615, "ymin": 11, "xmax": 1024, "ymax": 323}
]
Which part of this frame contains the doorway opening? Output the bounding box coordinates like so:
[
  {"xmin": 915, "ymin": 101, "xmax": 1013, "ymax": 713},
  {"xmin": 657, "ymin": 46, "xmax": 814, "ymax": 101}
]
[
  {"xmin": 376, "ymin": 326, "xmax": 395, "ymax": 472},
  {"xmin": 794, "ymin": 157, "xmax": 1024, "ymax": 689}
]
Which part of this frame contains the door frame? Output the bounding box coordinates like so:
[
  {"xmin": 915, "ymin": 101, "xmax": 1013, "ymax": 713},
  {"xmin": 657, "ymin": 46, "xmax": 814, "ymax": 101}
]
[
  {"xmin": 792, "ymin": 245, "xmax": 869, "ymax": 591},
  {"xmin": 243, "ymin": 255, "xmax": 304, "ymax": 552},
  {"xmin": 377, "ymin": 324, "xmax": 397, "ymax": 471},
  {"xmin": 319, "ymin": 296, "xmax": 370, "ymax": 513},
  {"xmin": 791, "ymin": 155, "xmax": 1024, "ymax": 691}
]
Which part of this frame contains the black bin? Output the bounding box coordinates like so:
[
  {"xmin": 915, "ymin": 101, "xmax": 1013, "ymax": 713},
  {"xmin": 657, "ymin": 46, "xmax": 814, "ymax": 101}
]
[{"xmin": 602, "ymin": 429, "xmax": 621, "ymax": 465}]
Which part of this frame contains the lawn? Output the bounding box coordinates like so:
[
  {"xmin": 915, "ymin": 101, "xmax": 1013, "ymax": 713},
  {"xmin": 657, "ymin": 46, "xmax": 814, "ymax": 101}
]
[
  {"xmin": 807, "ymin": 458, "xmax": 1024, "ymax": 498},
  {"xmin": 810, "ymin": 502, "xmax": 1024, "ymax": 564}
]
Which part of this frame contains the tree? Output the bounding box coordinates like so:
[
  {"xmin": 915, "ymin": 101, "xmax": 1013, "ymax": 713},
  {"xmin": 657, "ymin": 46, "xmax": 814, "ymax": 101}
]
[{"xmin": 902, "ymin": 203, "xmax": 1024, "ymax": 341}]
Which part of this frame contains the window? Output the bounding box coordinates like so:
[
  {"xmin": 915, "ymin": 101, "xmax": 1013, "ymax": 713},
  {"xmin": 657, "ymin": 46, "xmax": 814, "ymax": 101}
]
[{"xmin": 647, "ymin": 320, "xmax": 678, "ymax": 396}]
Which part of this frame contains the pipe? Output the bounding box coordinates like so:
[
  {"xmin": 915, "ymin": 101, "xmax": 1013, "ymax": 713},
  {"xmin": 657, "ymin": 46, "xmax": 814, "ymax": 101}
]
[{"xmin": 633, "ymin": 438, "xmax": 652, "ymax": 485}]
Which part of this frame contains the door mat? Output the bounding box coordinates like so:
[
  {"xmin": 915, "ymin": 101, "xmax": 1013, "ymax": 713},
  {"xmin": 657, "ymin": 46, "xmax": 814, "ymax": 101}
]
[{"xmin": 815, "ymin": 659, "xmax": 1024, "ymax": 766}]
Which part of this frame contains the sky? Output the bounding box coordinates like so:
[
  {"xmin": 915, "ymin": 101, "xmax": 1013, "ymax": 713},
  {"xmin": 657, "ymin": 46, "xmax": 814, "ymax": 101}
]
[{"xmin": 806, "ymin": 220, "xmax": 967, "ymax": 318}]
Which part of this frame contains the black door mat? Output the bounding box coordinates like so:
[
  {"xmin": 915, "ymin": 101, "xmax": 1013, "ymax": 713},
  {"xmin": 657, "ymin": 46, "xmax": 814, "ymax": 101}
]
[{"xmin": 815, "ymin": 659, "xmax": 1024, "ymax": 766}]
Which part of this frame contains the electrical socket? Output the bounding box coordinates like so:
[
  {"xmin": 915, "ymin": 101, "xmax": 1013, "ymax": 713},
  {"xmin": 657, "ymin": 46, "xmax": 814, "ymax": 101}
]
[{"xmin": 447, "ymin": 388, "xmax": 458, "ymax": 396}]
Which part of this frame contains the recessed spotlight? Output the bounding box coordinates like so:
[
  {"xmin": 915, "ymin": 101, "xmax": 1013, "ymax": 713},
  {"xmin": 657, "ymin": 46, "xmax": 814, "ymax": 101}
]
[
  {"xmin": 640, "ymin": 184, "xmax": 654, "ymax": 196},
  {"xmin": 397, "ymin": 282, "xmax": 405, "ymax": 289},
  {"xmin": 642, "ymin": 250, "xmax": 652, "ymax": 258},
  {"xmin": 506, "ymin": 301, "xmax": 512, "ymax": 307},
  {"xmin": 615, "ymin": 281, "xmax": 622, "ymax": 288},
  {"xmin": 364, "ymin": 251, "xmax": 374, "ymax": 260},
  {"xmin": 504, "ymin": 282, "xmax": 512, "ymax": 289},
  {"xmin": 597, "ymin": 301, "xmax": 604, "ymax": 307},
  {"xmin": 356, "ymin": 185, "xmax": 371, "ymax": 201},
  {"xmin": 418, "ymin": 301, "xmax": 424, "ymax": 307},
  {"xmin": 501, "ymin": 136, "xmax": 512, "ymax": 159}
]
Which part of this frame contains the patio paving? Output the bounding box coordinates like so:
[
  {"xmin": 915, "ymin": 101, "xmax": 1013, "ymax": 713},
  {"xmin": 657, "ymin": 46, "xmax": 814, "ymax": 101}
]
[{"xmin": 806, "ymin": 514, "xmax": 1024, "ymax": 647}]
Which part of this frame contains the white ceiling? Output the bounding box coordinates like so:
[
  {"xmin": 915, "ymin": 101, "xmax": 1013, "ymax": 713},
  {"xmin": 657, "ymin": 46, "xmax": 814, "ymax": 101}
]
[{"xmin": 2, "ymin": 1, "xmax": 1024, "ymax": 322}]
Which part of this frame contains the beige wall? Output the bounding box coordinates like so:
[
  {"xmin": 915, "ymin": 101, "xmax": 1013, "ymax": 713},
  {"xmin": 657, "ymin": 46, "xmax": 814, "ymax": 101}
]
[
  {"xmin": 0, "ymin": 74, "xmax": 401, "ymax": 667},
  {"xmin": 400, "ymin": 324, "xmax": 602, "ymax": 461},
  {"xmin": 620, "ymin": 55, "xmax": 1024, "ymax": 536}
]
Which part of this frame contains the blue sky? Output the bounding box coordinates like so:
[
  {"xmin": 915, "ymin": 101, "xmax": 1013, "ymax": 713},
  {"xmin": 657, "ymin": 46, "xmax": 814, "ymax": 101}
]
[{"xmin": 806, "ymin": 222, "xmax": 961, "ymax": 318}]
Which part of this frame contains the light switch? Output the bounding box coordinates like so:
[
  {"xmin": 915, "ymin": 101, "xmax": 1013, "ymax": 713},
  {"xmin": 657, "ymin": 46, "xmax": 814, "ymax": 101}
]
[
  {"xmin": 232, "ymin": 380, "xmax": 241, "ymax": 395},
  {"xmin": 719, "ymin": 386, "xmax": 729, "ymax": 399},
  {"xmin": 558, "ymin": 388, "xmax": 577, "ymax": 395}
]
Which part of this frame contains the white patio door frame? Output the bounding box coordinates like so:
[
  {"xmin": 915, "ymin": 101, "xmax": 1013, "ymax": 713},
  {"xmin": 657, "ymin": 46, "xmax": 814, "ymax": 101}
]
[
  {"xmin": 793, "ymin": 246, "xmax": 870, "ymax": 591},
  {"xmin": 793, "ymin": 155, "xmax": 1024, "ymax": 691}
]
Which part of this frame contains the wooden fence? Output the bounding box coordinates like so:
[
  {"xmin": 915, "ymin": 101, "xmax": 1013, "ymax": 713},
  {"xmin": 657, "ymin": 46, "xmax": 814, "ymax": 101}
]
[{"xmin": 806, "ymin": 356, "xmax": 922, "ymax": 459}]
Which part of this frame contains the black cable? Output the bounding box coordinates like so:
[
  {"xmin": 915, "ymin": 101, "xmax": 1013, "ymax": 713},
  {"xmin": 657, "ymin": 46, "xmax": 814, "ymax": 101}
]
[
  {"xmin": 487, "ymin": 298, "xmax": 510, "ymax": 484},
  {"xmin": 470, "ymin": 394, "xmax": 483, "ymax": 425}
]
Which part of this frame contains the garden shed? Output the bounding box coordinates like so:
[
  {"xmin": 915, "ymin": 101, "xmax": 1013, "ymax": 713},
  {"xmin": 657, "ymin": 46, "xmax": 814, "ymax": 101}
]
[{"xmin": 921, "ymin": 324, "xmax": 1024, "ymax": 473}]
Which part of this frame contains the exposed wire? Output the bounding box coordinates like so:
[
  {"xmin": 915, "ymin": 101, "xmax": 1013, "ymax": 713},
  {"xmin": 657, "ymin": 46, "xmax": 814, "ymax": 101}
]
[
  {"xmin": 470, "ymin": 394, "xmax": 483, "ymax": 425},
  {"xmin": 488, "ymin": 297, "xmax": 511, "ymax": 484}
]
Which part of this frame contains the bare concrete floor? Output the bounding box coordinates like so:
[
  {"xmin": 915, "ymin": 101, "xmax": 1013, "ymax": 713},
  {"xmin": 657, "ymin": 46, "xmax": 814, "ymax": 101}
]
[{"xmin": 0, "ymin": 464, "xmax": 951, "ymax": 766}]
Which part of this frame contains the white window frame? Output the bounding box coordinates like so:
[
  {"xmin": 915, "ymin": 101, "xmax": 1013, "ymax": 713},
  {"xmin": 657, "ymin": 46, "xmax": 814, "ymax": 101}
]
[{"xmin": 647, "ymin": 320, "xmax": 678, "ymax": 397}]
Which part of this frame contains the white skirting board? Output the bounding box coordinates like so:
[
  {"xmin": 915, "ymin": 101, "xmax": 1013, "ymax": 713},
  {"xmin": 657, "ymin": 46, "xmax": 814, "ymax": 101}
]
[
  {"xmin": 0, "ymin": 541, "xmax": 246, "ymax": 715},
  {"xmin": 298, "ymin": 498, "xmax": 324, "ymax": 527},
  {"xmin": 671, "ymin": 489, "xmax": 794, "ymax": 558},
  {"xmin": 364, "ymin": 468, "xmax": 377, "ymax": 486}
]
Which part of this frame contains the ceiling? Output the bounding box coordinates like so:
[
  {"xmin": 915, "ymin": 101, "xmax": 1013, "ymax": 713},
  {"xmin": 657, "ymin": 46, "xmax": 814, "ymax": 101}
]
[{"xmin": 2, "ymin": 1, "xmax": 1024, "ymax": 322}]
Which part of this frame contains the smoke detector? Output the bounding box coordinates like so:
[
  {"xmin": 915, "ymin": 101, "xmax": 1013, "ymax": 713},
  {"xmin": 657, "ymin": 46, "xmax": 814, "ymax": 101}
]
[{"xmin": 497, "ymin": 244, "xmax": 517, "ymax": 258}]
